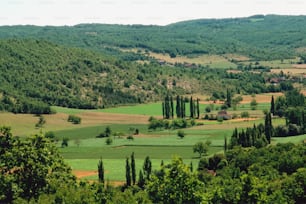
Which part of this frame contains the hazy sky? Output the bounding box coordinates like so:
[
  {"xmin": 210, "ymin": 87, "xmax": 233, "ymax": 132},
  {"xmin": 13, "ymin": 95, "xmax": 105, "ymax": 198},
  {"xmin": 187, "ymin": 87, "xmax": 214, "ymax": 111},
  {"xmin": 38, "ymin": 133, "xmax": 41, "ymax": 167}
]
[{"xmin": 1, "ymin": 0, "xmax": 306, "ymax": 26}]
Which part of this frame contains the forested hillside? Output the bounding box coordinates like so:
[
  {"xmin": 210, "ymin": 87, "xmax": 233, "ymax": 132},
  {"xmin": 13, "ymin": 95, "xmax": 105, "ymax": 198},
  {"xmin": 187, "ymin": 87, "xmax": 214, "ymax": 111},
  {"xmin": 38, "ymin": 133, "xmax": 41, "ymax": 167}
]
[
  {"xmin": 1, "ymin": 15, "xmax": 306, "ymax": 60},
  {"xmin": 1, "ymin": 15, "xmax": 306, "ymax": 113}
]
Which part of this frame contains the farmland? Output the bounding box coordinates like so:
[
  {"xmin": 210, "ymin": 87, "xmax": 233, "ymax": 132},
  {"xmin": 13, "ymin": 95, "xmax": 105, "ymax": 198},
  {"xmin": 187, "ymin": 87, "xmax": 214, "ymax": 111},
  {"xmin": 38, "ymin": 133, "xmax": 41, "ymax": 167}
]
[{"xmin": 1, "ymin": 93, "xmax": 305, "ymax": 183}]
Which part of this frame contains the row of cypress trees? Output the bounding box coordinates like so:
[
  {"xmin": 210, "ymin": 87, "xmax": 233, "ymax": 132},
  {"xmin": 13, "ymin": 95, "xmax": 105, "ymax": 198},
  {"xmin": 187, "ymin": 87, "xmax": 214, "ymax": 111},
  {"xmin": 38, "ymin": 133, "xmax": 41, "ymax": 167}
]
[
  {"xmin": 162, "ymin": 95, "xmax": 200, "ymax": 119},
  {"xmin": 98, "ymin": 153, "xmax": 152, "ymax": 188}
]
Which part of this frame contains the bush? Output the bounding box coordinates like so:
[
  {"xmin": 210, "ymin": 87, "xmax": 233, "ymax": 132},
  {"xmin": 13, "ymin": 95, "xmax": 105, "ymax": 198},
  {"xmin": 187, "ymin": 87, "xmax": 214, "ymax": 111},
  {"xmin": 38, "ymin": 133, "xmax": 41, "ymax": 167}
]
[
  {"xmin": 45, "ymin": 131, "xmax": 55, "ymax": 141},
  {"xmin": 61, "ymin": 137, "xmax": 69, "ymax": 147},
  {"xmin": 177, "ymin": 130, "xmax": 185, "ymax": 139},
  {"xmin": 68, "ymin": 115, "xmax": 81, "ymax": 124},
  {"xmin": 241, "ymin": 111, "xmax": 250, "ymax": 118},
  {"xmin": 105, "ymin": 137, "xmax": 113, "ymax": 145},
  {"xmin": 205, "ymin": 106, "xmax": 211, "ymax": 113},
  {"xmin": 127, "ymin": 135, "xmax": 134, "ymax": 140}
]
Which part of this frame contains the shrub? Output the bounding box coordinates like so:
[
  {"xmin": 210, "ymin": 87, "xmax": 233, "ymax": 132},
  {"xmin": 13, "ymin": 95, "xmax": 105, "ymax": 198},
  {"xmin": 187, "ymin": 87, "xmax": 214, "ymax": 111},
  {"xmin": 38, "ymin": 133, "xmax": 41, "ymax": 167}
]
[
  {"xmin": 68, "ymin": 115, "xmax": 81, "ymax": 124},
  {"xmin": 45, "ymin": 131, "xmax": 55, "ymax": 141},
  {"xmin": 177, "ymin": 130, "xmax": 185, "ymax": 139},
  {"xmin": 106, "ymin": 137, "xmax": 113, "ymax": 145},
  {"xmin": 241, "ymin": 111, "xmax": 250, "ymax": 118},
  {"xmin": 205, "ymin": 106, "xmax": 211, "ymax": 113},
  {"xmin": 127, "ymin": 135, "xmax": 134, "ymax": 140},
  {"xmin": 61, "ymin": 137, "xmax": 69, "ymax": 147}
]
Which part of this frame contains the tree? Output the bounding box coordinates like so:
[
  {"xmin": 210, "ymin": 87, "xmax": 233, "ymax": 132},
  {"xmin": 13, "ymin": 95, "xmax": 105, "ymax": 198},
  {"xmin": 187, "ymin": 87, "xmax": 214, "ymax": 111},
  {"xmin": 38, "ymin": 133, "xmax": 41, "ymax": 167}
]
[
  {"xmin": 143, "ymin": 156, "xmax": 152, "ymax": 180},
  {"xmin": 125, "ymin": 158, "xmax": 131, "ymax": 186},
  {"xmin": 0, "ymin": 128, "xmax": 75, "ymax": 202},
  {"xmin": 35, "ymin": 115, "xmax": 46, "ymax": 128},
  {"xmin": 146, "ymin": 157, "xmax": 203, "ymax": 204},
  {"xmin": 98, "ymin": 157, "xmax": 104, "ymax": 183},
  {"xmin": 131, "ymin": 152, "xmax": 136, "ymax": 185},
  {"xmin": 105, "ymin": 126, "xmax": 112, "ymax": 137},
  {"xmin": 176, "ymin": 95, "xmax": 181, "ymax": 118},
  {"xmin": 170, "ymin": 96, "xmax": 174, "ymax": 118},
  {"xmin": 196, "ymin": 98, "xmax": 200, "ymax": 119},
  {"xmin": 137, "ymin": 170, "xmax": 145, "ymax": 189},
  {"xmin": 270, "ymin": 95, "xmax": 275, "ymax": 115},
  {"xmin": 190, "ymin": 96, "xmax": 194, "ymax": 118},
  {"xmin": 226, "ymin": 89, "xmax": 232, "ymax": 108},
  {"xmin": 264, "ymin": 112, "xmax": 273, "ymax": 144},
  {"xmin": 250, "ymin": 98, "xmax": 258, "ymax": 110},
  {"xmin": 193, "ymin": 141, "xmax": 210, "ymax": 157}
]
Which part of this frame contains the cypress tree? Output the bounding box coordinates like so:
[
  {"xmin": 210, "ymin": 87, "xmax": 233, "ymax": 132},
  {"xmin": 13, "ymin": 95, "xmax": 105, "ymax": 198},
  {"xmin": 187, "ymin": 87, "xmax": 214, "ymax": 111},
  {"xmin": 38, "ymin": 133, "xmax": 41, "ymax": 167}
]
[
  {"xmin": 270, "ymin": 96, "xmax": 275, "ymax": 115},
  {"xmin": 131, "ymin": 152, "xmax": 136, "ymax": 185},
  {"xmin": 226, "ymin": 89, "xmax": 232, "ymax": 108},
  {"xmin": 125, "ymin": 157, "xmax": 131, "ymax": 186},
  {"xmin": 137, "ymin": 170, "xmax": 145, "ymax": 189},
  {"xmin": 162, "ymin": 102, "xmax": 165, "ymax": 119},
  {"xmin": 190, "ymin": 96, "xmax": 194, "ymax": 118},
  {"xmin": 196, "ymin": 98, "xmax": 200, "ymax": 119},
  {"xmin": 193, "ymin": 100, "xmax": 196, "ymax": 118},
  {"xmin": 181, "ymin": 97, "xmax": 185, "ymax": 118},
  {"xmin": 143, "ymin": 156, "xmax": 152, "ymax": 180},
  {"xmin": 265, "ymin": 112, "xmax": 273, "ymax": 144},
  {"xmin": 165, "ymin": 95, "xmax": 170, "ymax": 119},
  {"xmin": 98, "ymin": 157, "xmax": 104, "ymax": 184},
  {"xmin": 170, "ymin": 96, "xmax": 174, "ymax": 118},
  {"xmin": 176, "ymin": 95, "xmax": 181, "ymax": 118}
]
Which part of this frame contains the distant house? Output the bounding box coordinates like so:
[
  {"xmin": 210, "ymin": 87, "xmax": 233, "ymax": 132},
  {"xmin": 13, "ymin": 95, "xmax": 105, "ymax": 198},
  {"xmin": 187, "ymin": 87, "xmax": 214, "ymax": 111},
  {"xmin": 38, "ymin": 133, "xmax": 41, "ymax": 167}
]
[{"xmin": 217, "ymin": 110, "xmax": 231, "ymax": 120}]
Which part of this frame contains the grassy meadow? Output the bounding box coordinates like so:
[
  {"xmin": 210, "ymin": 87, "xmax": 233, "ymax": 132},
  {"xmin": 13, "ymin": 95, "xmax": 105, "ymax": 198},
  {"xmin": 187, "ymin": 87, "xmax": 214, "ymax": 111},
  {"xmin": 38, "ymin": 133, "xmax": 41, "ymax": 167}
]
[{"xmin": 1, "ymin": 93, "xmax": 306, "ymax": 182}]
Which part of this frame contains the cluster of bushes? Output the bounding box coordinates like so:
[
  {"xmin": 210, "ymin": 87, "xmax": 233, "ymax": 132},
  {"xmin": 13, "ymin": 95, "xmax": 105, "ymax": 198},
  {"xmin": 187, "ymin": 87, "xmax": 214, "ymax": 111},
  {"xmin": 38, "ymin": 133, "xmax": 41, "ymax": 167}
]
[
  {"xmin": 148, "ymin": 116, "xmax": 197, "ymax": 131},
  {"xmin": 67, "ymin": 115, "xmax": 81, "ymax": 124}
]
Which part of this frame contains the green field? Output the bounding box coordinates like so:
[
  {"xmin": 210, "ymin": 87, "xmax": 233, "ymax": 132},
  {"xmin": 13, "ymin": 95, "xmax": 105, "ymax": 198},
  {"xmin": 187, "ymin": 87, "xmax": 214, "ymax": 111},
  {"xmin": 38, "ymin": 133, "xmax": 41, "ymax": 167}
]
[{"xmin": 2, "ymin": 100, "xmax": 306, "ymax": 183}]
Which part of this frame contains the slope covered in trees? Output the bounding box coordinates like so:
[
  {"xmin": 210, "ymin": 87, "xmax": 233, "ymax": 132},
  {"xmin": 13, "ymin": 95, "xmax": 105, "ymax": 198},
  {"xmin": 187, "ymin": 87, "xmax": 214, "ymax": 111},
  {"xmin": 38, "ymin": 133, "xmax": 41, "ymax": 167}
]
[
  {"xmin": 1, "ymin": 39, "xmax": 289, "ymax": 113},
  {"xmin": 1, "ymin": 15, "xmax": 306, "ymax": 60}
]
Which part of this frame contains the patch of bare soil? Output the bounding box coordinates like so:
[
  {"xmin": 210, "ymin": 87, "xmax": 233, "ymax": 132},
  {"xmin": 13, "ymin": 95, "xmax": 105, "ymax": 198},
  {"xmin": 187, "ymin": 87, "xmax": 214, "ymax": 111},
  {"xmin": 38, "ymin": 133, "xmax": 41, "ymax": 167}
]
[
  {"xmin": 292, "ymin": 64, "xmax": 306, "ymax": 69},
  {"xmin": 73, "ymin": 170, "xmax": 97, "ymax": 179},
  {"xmin": 79, "ymin": 112, "xmax": 149, "ymax": 125}
]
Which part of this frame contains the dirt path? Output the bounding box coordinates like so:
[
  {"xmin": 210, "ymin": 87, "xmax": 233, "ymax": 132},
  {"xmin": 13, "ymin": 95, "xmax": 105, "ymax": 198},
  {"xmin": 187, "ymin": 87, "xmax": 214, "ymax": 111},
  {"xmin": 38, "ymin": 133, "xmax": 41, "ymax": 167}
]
[{"xmin": 72, "ymin": 170, "xmax": 97, "ymax": 179}]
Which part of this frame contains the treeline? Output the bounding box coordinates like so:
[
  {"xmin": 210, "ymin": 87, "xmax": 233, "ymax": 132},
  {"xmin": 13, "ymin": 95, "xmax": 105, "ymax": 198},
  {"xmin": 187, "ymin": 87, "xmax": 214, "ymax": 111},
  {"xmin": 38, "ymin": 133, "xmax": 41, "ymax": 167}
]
[
  {"xmin": 272, "ymin": 89, "xmax": 306, "ymax": 137},
  {"xmin": 1, "ymin": 15, "xmax": 306, "ymax": 60},
  {"xmin": 229, "ymin": 89, "xmax": 306, "ymax": 149},
  {"xmin": 1, "ymin": 126, "xmax": 305, "ymax": 203}
]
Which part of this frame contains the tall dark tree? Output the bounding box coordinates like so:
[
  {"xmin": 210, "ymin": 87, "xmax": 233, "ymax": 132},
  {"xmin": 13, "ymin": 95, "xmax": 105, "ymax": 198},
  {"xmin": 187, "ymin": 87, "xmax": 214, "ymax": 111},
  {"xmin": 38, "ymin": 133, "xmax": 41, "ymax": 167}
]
[
  {"xmin": 170, "ymin": 96, "xmax": 174, "ymax": 118},
  {"xmin": 143, "ymin": 156, "xmax": 152, "ymax": 180},
  {"xmin": 131, "ymin": 152, "xmax": 136, "ymax": 185},
  {"xmin": 176, "ymin": 95, "xmax": 181, "ymax": 118},
  {"xmin": 162, "ymin": 102, "xmax": 165, "ymax": 119},
  {"xmin": 226, "ymin": 89, "xmax": 232, "ymax": 108},
  {"xmin": 270, "ymin": 95, "xmax": 275, "ymax": 115},
  {"xmin": 137, "ymin": 170, "xmax": 145, "ymax": 189},
  {"xmin": 265, "ymin": 112, "xmax": 273, "ymax": 144},
  {"xmin": 125, "ymin": 157, "xmax": 131, "ymax": 186},
  {"xmin": 182, "ymin": 98, "xmax": 186, "ymax": 118},
  {"xmin": 165, "ymin": 95, "xmax": 170, "ymax": 119},
  {"xmin": 190, "ymin": 96, "xmax": 194, "ymax": 118},
  {"xmin": 180, "ymin": 97, "xmax": 185, "ymax": 118},
  {"xmin": 196, "ymin": 98, "xmax": 200, "ymax": 119},
  {"xmin": 98, "ymin": 157, "xmax": 104, "ymax": 183}
]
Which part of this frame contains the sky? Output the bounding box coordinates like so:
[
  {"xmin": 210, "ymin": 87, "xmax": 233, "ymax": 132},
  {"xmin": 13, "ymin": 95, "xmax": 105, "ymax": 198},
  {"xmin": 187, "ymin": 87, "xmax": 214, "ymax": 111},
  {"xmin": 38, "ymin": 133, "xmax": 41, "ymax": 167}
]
[{"xmin": 0, "ymin": 0, "xmax": 306, "ymax": 26}]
